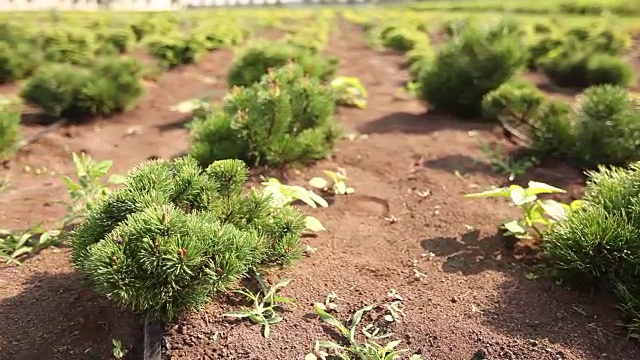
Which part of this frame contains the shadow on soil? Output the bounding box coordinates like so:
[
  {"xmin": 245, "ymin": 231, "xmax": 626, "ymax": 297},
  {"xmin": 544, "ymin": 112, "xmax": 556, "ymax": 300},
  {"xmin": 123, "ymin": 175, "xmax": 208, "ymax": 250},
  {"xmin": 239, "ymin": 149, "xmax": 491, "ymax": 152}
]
[
  {"xmin": 421, "ymin": 230, "xmax": 638, "ymax": 359},
  {"xmin": 423, "ymin": 154, "xmax": 497, "ymax": 178},
  {"xmin": 0, "ymin": 271, "xmax": 141, "ymax": 360},
  {"xmin": 356, "ymin": 111, "xmax": 493, "ymax": 135}
]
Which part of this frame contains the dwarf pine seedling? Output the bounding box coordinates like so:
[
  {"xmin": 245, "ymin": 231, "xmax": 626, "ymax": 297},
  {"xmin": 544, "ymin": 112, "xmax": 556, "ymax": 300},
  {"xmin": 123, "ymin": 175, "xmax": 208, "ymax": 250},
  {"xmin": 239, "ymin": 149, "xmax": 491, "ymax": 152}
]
[
  {"xmin": 71, "ymin": 157, "xmax": 305, "ymax": 322},
  {"xmin": 465, "ymin": 180, "xmax": 584, "ymax": 239},
  {"xmin": 309, "ymin": 169, "xmax": 355, "ymax": 195}
]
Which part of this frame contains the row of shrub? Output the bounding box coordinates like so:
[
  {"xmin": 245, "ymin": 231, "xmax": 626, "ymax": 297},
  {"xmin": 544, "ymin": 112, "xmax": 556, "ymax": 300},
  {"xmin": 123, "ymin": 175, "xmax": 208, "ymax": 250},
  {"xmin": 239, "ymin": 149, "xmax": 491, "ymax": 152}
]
[
  {"xmin": 0, "ymin": 23, "xmax": 138, "ymax": 84},
  {"xmin": 410, "ymin": 0, "xmax": 640, "ymax": 16},
  {"xmin": 0, "ymin": 14, "xmax": 251, "ymax": 83},
  {"xmin": 528, "ymin": 23, "xmax": 635, "ymax": 87}
]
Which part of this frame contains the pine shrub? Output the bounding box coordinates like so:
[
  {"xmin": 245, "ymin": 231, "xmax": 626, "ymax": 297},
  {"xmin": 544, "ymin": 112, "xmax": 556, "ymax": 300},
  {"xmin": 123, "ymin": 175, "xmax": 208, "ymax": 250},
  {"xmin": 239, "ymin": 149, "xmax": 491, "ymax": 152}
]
[
  {"xmin": 71, "ymin": 157, "xmax": 305, "ymax": 322},
  {"xmin": 39, "ymin": 26, "xmax": 96, "ymax": 65},
  {"xmin": 97, "ymin": 28, "xmax": 136, "ymax": 54},
  {"xmin": 130, "ymin": 17, "xmax": 176, "ymax": 41},
  {"xmin": 418, "ymin": 20, "xmax": 528, "ymax": 118},
  {"xmin": 146, "ymin": 34, "xmax": 207, "ymax": 68},
  {"xmin": 544, "ymin": 163, "xmax": 640, "ymax": 330},
  {"xmin": 535, "ymin": 24, "xmax": 633, "ymax": 87},
  {"xmin": 571, "ymin": 85, "xmax": 640, "ymax": 167},
  {"xmin": 529, "ymin": 100, "xmax": 575, "ymax": 159},
  {"xmin": 226, "ymin": 41, "xmax": 339, "ymax": 88},
  {"xmin": 0, "ymin": 42, "xmax": 41, "ymax": 84},
  {"xmin": 481, "ymin": 79, "xmax": 547, "ymax": 123},
  {"xmin": 381, "ymin": 28, "xmax": 425, "ymax": 52},
  {"xmin": 21, "ymin": 57, "xmax": 144, "ymax": 120},
  {"xmin": 196, "ymin": 22, "xmax": 247, "ymax": 50},
  {"xmin": 585, "ymin": 54, "xmax": 635, "ymax": 87},
  {"xmin": 529, "ymin": 85, "xmax": 640, "ymax": 168},
  {"xmin": 539, "ymin": 47, "xmax": 634, "ymax": 87},
  {"xmin": 0, "ymin": 103, "xmax": 21, "ymax": 161},
  {"xmin": 191, "ymin": 63, "xmax": 340, "ymax": 167}
]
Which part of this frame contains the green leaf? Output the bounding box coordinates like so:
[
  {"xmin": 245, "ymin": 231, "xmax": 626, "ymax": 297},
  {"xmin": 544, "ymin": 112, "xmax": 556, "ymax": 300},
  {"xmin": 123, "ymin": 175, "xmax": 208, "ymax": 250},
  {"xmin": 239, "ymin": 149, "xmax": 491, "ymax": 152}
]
[
  {"xmin": 307, "ymin": 191, "xmax": 329, "ymax": 208},
  {"xmin": 264, "ymin": 278, "xmax": 291, "ymax": 299},
  {"xmin": 509, "ymin": 185, "xmax": 536, "ymax": 206},
  {"xmin": 61, "ymin": 176, "xmax": 80, "ymax": 192},
  {"xmin": 93, "ymin": 160, "xmax": 113, "ymax": 177},
  {"xmin": 263, "ymin": 322, "xmax": 270, "ymax": 338},
  {"xmin": 272, "ymin": 295, "xmax": 294, "ymax": 304},
  {"xmin": 538, "ymin": 199, "xmax": 568, "ymax": 221},
  {"xmin": 314, "ymin": 303, "xmax": 349, "ymax": 336},
  {"xmin": 525, "ymin": 181, "xmax": 565, "ymax": 195},
  {"xmin": 108, "ymin": 174, "xmax": 127, "ymax": 184},
  {"xmin": 464, "ymin": 186, "xmax": 510, "ymax": 198},
  {"xmin": 305, "ymin": 216, "xmax": 326, "ymax": 232},
  {"xmin": 309, "ymin": 177, "xmax": 329, "ymax": 189},
  {"xmin": 570, "ymin": 199, "xmax": 586, "ymax": 211},
  {"xmin": 223, "ymin": 311, "xmax": 251, "ymax": 318},
  {"xmin": 349, "ymin": 304, "xmax": 373, "ymax": 343},
  {"xmin": 10, "ymin": 246, "xmax": 33, "ymax": 258},
  {"xmin": 529, "ymin": 203, "xmax": 551, "ymax": 225},
  {"xmin": 315, "ymin": 340, "xmax": 346, "ymax": 350},
  {"xmin": 305, "ymin": 354, "xmax": 318, "ymax": 360},
  {"xmin": 503, "ymin": 220, "xmax": 526, "ymax": 234}
]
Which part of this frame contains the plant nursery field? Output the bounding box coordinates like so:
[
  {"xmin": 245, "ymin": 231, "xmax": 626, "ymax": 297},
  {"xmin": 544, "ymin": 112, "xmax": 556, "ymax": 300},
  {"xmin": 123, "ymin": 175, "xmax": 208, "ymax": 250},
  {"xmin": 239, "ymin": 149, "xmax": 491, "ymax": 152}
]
[{"xmin": 1, "ymin": 3, "xmax": 640, "ymax": 360}]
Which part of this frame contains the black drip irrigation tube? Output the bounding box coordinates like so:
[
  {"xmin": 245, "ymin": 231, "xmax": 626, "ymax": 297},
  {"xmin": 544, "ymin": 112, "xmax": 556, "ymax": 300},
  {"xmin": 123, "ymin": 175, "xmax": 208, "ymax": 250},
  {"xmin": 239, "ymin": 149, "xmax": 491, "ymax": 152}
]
[{"xmin": 144, "ymin": 321, "xmax": 163, "ymax": 360}]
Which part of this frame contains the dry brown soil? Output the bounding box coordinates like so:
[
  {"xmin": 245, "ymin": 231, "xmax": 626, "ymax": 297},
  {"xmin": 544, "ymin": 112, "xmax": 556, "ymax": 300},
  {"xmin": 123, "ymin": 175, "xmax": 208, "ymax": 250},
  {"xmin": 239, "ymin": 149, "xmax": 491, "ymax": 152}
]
[{"xmin": 0, "ymin": 22, "xmax": 639, "ymax": 360}]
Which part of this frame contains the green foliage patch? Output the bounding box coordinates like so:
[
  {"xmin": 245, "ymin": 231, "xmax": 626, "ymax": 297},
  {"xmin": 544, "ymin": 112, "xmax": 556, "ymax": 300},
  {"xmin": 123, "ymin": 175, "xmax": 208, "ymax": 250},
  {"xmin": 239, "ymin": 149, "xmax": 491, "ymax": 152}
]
[
  {"xmin": 71, "ymin": 157, "xmax": 305, "ymax": 322},
  {"xmin": 20, "ymin": 56, "xmax": 145, "ymax": 120},
  {"xmin": 417, "ymin": 19, "xmax": 528, "ymax": 118},
  {"xmin": 191, "ymin": 63, "xmax": 340, "ymax": 167},
  {"xmin": 226, "ymin": 41, "xmax": 338, "ymax": 88}
]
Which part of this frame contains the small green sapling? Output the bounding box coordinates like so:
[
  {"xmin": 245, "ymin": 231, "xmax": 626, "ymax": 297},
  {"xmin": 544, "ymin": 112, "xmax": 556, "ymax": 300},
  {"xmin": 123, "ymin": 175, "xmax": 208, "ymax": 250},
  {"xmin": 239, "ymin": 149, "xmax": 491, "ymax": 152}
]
[
  {"xmin": 464, "ymin": 181, "xmax": 584, "ymax": 239},
  {"xmin": 309, "ymin": 169, "xmax": 354, "ymax": 195}
]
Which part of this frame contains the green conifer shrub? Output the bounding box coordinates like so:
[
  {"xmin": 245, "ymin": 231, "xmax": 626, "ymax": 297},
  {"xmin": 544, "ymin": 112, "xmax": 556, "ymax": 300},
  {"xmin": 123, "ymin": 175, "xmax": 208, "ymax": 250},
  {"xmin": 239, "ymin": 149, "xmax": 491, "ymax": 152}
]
[
  {"xmin": 0, "ymin": 42, "xmax": 41, "ymax": 84},
  {"xmin": 21, "ymin": 57, "xmax": 144, "ymax": 120},
  {"xmin": 570, "ymin": 85, "xmax": 640, "ymax": 167},
  {"xmin": 585, "ymin": 54, "xmax": 635, "ymax": 87},
  {"xmin": 195, "ymin": 22, "xmax": 247, "ymax": 50},
  {"xmin": 543, "ymin": 163, "xmax": 640, "ymax": 332},
  {"xmin": 381, "ymin": 28, "xmax": 425, "ymax": 52},
  {"xmin": 71, "ymin": 157, "xmax": 305, "ymax": 322},
  {"xmin": 145, "ymin": 34, "xmax": 207, "ymax": 68},
  {"xmin": 418, "ymin": 20, "xmax": 528, "ymax": 118},
  {"xmin": 97, "ymin": 28, "xmax": 136, "ymax": 54},
  {"xmin": 191, "ymin": 63, "xmax": 340, "ymax": 167},
  {"xmin": 130, "ymin": 17, "xmax": 176, "ymax": 41},
  {"xmin": 0, "ymin": 102, "xmax": 21, "ymax": 161},
  {"xmin": 535, "ymin": 24, "xmax": 633, "ymax": 87},
  {"xmin": 481, "ymin": 79, "xmax": 547, "ymax": 123},
  {"xmin": 226, "ymin": 41, "xmax": 338, "ymax": 88},
  {"xmin": 538, "ymin": 48, "xmax": 634, "ymax": 87},
  {"xmin": 529, "ymin": 85, "xmax": 640, "ymax": 168},
  {"xmin": 39, "ymin": 26, "xmax": 96, "ymax": 65},
  {"xmin": 529, "ymin": 100, "xmax": 575, "ymax": 159}
]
